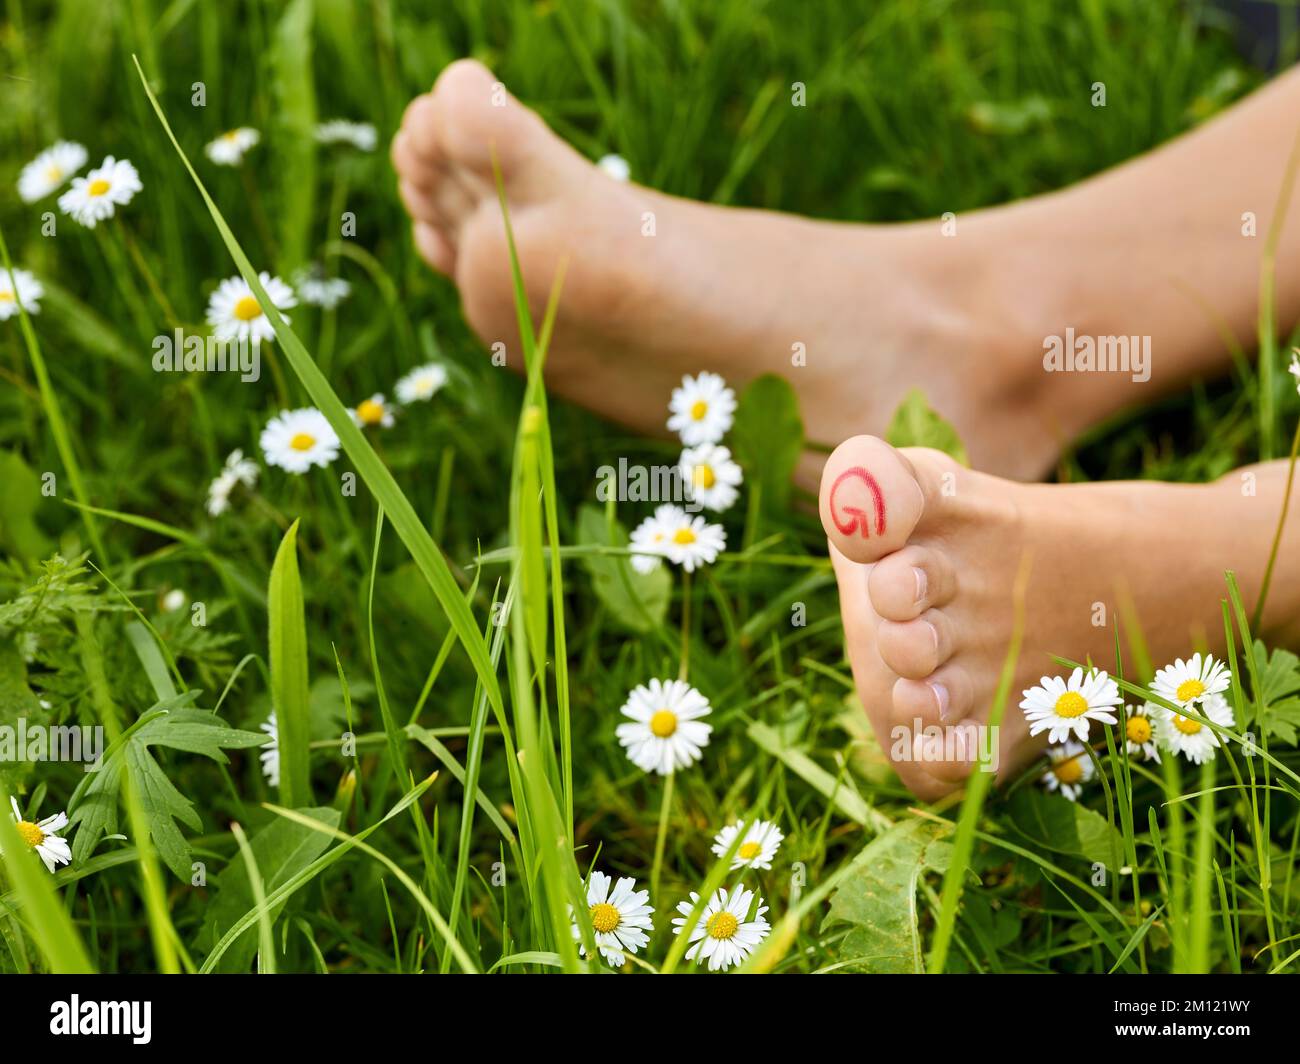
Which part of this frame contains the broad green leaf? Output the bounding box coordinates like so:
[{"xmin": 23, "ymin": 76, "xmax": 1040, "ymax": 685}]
[
  {"xmin": 730, "ymin": 374, "xmax": 804, "ymax": 511},
  {"xmin": 68, "ymin": 700, "xmax": 267, "ymax": 879},
  {"xmin": 203, "ymin": 806, "xmax": 340, "ymax": 973},
  {"xmin": 269, "ymin": 521, "xmax": 311, "ymax": 809},
  {"xmin": 1251, "ymin": 639, "xmax": 1300, "ymax": 740},
  {"xmin": 1004, "ymin": 786, "xmax": 1124, "ymax": 866},
  {"xmin": 885, "ymin": 388, "xmax": 969, "ymax": 465},
  {"xmin": 822, "ymin": 819, "xmax": 952, "ymax": 973},
  {"xmin": 0, "ymin": 452, "xmax": 52, "ymax": 560},
  {"xmin": 575, "ymin": 504, "xmax": 669, "ymax": 633}
]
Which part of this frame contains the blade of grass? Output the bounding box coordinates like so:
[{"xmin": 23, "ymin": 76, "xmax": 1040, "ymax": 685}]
[{"xmin": 269, "ymin": 520, "xmax": 311, "ymax": 809}]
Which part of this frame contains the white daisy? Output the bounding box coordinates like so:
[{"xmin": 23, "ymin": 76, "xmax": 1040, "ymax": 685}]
[
  {"xmin": 204, "ymin": 127, "xmax": 260, "ymax": 166},
  {"xmin": 667, "ymin": 371, "xmax": 736, "ymax": 446},
  {"xmin": 161, "ymin": 589, "xmax": 187, "ymax": 613},
  {"xmin": 1155, "ymin": 693, "xmax": 1235, "ymax": 765},
  {"xmin": 315, "ymin": 119, "xmax": 378, "ymax": 151},
  {"xmin": 672, "ymin": 885, "xmax": 770, "ymax": 971},
  {"xmin": 711, "ymin": 818, "xmax": 784, "ymax": 870},
  {"xmin": 569, "ymin": 870, "xmax": 654, "ymax": 967},
  {"xmin": 616, "ymin": 678, "xmax": 713, "ymax": 775},
  {"xmin": 57, "ymin": 155, "xmax": 142, "ymax": 227},
  {"xmin": 679, "ymin": 443, "xmax": 743, "ymax": 512},
  {"xmin": 1019, "ymin": 666, "xmax": 1122, "ymax": 744},
  {"xmin": 657, "ymin": 505, "xmax": 726, "ymax": 572},
  {"xmin": 259, "ymin": 714, "xmax": 280, "ymax": 786},
  {"xmin": 350, "ymin": 393, "xmax": 395, "ymax": 429},
  {"xmin": 17, "ymin": 140, "xmax": 87, "ymax": 203},
  {"xmin": 1124, "ymin": 702, "xmax": 1161, "ymax": 763},
  {"xmin": 259, "ymin": 408, "xmax": 340, "ymax": 474},
  {"xmin": 295, "ymin": 268, "xmax": 351, "ymax": 309},
  {"xmin": 1290, "ymin": 350, "xmax": 1300, "ymax": 396},
  {"xmin": 628, "ymin": 505, "xmax": 677, "ymax": 573},
  {"xmin": 0, "ymin": 268, "xmax": 43, "ymax": 320},
  {"xmin": 394, "ymin": 362, "xmax": 449, "ymax": 404},
  {"xmin": 206, "ymin": 272, "xmax": 297, "ymax": 347},
  {"xmin": 206, "ymin": 449, "xmax": 259, "ymax": 516},
  {"xmin": 1041, "ymin": 740, "xmax": 1094, "ymax": 801},
  {"xmin": 1151, "ymin": 653, "xmax": 1232, "ymax": 709},
  {"xmin": 7, "ymin": 796, "xmax": 72, "ymax": 873},
  {"xmin": 597, "ymin": 153, "xmax": 631, "ymax": 181}
]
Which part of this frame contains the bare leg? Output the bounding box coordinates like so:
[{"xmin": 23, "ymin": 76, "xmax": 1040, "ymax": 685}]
[{"xmin": 393, "ymin": 62, "xmax": 1300, "ymax": 482}]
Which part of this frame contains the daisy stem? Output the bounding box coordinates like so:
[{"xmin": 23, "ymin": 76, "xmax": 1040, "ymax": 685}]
[
  {"xmin": 650, "ymin": 769, "xmax": 675, "ymax": 906},
  {"xmin": 678, "ymin": 569, "xmax": 692, "ymax": 681},
  {"xmin": 1082, "ymin": 740, "xmax": 1123, "ymax": 907},
  {"xmin": 118, "ymin": 223, "xmax": 180, "ymax": 327},
  {"xmin": 240, "ymin": 165, "xmax": 279, "ymax": 263},
  {"xmin": 1250, "ymin": 415, "xmax": 1300, "ymax": 632},
  {"xmin": 93, "ymin": 224, "xmax": 153, "ymax": 340}
]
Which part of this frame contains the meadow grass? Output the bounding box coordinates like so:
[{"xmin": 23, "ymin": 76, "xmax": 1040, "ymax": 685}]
[{"xmin": 0, "ymin": 0, "xmax": 1298, "ymax": 975}]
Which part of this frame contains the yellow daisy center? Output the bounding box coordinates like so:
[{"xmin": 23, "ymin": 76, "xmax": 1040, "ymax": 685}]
[
  {"xmin": 1126, "ymin": 716, "xmax": 1152, "ymax": 744},
  {"xmin": 0, "ymin": 291, "xmax": 12, "ymax": 302},
  {"xmin": 223, "ymin": 130, "xmax": 241, "ymax": 142},
  {"xmin": 693, "ymin": 464, "xmax": 716, "ymax": 490},
  {"xmin": 289, "ymin": 433, "xmax": 316, "ymax": 452},
  {"xmin": 706, "ymin": 911, "xmax": 739, "ymax": 940},
  {"xmin": 46, "ymin": 165, "xmax": 63, "ymax": 182},
  {"xmin": 673, "ymin": 527, "xmax": 696, "ymax": 546},
  {"xmin": 738, "ymin": 841, "xmax": 762, "ymax": 860},
  {"xmin": 690, "ymin": 399, "xmax": 708, "ymax": 420},
  {"xmin": 589, "ymin": 902, "xmax": 621, "ymax": 934},
  {"xmin": 1175, "ymin": 678, "xmax": 1206, "ymax": 703},
  {"xmin": 234, "ymin": 295, "xmax": 263, "ymax": 321},
  {"xmin": 356, "ymin": 399, "xmax": 386, "ymax": 425},
  {"xmin": 1173, "ymin": 714, "xmax": 1202, "ymax": 736},
  {"xmin": 649, "ymin": 710, "xmax": 678, "ymax": 738},
  {"xmin": 87, "ymin": 178, "xmax": 111, "ymax": 197},
  {"xmin": 16, "ymin": 820, "xmax": 44, "ymax": 848},
  {"xmin": 1053, "ymin": 691, "xmax": 1089, "ymax": 719},
  {"xmin": 1052, "ymin": 756, "xmax": 1083, "ymax": 785}
]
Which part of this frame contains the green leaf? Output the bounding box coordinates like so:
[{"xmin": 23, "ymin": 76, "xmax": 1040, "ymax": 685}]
[
  {"xmin": 575, "ymin": 504, "xmax": 669, "ymax": 633},
  {"xmin": 1251, "ymin": 639, "xmax": 1300, "ymax": 741},
  {"xmin": 0, "ymin": 452, "xmax": 52, "ymax": 560},
  {"xmin": 203, "ymin": 806, "xmax": 340, "ymax": 973},
  {"xmin": 68, "ymin": 700, "xmax": 267, "ymax": 879},
  {"xmin": 885, "ymin": 388, "xmax": 969, "ymax": 465},
  {"xmin": 822, "ymin": 820, "xmax": 952, "ymax": 972},
  {"xmin": 730, "ymin": 374, "xmax": 804, "ymax": 511},
  {"xmin": 270, "ymin": 0, "xmax": 318, "ymax": 274},
  {"xmin": 269, "ymin": 521, "xmax": 311, "ymax": 808},
  {"xmin": 1005, "ymin": 786, "xmax": 1123, "ymax": 866},
  {"xmin": 0, "ymin": 643, "xmax": 49, "ymax": 796}
]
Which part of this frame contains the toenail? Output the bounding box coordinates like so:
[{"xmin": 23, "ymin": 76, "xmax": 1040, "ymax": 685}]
[
  {"xmin": 931, "ymin": 682, "xmax": 952, "ymax": 722},
  {"xmin": 925, "ymin": 620, "xmax": 939, "ymax": 651},
  {"xmin": 913, "ymin": 567, "xmax": 927, "ymax": 604}
]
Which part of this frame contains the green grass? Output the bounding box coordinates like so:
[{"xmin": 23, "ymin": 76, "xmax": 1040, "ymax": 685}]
[{"xmin": 0, "ymin": 0, "xmax": 1299, "ymax": 974}]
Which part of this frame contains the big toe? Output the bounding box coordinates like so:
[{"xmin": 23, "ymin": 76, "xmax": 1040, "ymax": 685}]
[{"xmin": 819, "ymin": 435, "xmax": 930, "ymax": 564}]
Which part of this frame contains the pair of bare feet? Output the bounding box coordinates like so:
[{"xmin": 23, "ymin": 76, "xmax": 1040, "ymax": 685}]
[{"xmin": 392, "ymin": 60, "xmax": 1300, "ymax": 799}]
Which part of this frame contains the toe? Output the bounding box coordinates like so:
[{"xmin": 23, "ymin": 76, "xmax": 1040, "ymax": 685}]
[
  {"xmin": 412, "ymin": 222, "xmax": 455, "ymax": 275},
  {"xmin": 867, "ymin": 543, "xmax": 956, "ymax": 621},
  {"xmin": 819, "ymin": 435, "xmax": 937, "ymax": 564},
  {"xmin": 876, "ymin": 609, "xmax": 954, "ymax": 680},
  {"xmin": 892, "ymin": 663, "xmax": 975, "ymax": 727}
]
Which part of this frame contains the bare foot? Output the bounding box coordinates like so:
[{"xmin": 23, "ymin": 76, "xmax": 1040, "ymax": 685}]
[
  {"xmin": 392, "ymin": 60, "xmax": 1077, "ymax": 482},
  {"xmin": 818, "ymin": 434, "xmax": 1300, "ymax": 800}
]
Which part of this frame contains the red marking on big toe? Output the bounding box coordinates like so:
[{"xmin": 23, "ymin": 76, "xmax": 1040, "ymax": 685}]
[{"xmin": 830, "ymin": 466, "xmax": 887, "ymax": 538}]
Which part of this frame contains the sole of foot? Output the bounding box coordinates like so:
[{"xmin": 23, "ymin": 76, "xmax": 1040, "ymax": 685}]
[{"xmin": 819, "ymin": 434, "xmax": 1288, "ymax": 800}]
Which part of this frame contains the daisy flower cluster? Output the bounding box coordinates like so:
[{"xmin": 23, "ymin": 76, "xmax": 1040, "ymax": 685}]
[
  {"xmin": 628, "ymin": 372, "xmax": 742, "ymax": 574},
  {"xmin": 1022, "ymin": 653, "xmax": 1236, "ymax": 803}
]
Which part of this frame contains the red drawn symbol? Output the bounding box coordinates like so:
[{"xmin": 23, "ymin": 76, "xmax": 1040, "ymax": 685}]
[{"xmin": 830, "ymin": 466, "xmax": 886, "ymax": 538}]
